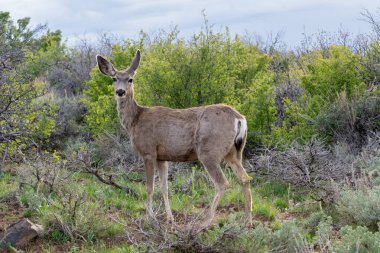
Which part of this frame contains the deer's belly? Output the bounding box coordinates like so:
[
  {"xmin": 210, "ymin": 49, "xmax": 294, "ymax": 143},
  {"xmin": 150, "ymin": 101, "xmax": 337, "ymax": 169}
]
[{"xmin": 156, "ymin": 145, "xmax": 198, "ymax": 162}]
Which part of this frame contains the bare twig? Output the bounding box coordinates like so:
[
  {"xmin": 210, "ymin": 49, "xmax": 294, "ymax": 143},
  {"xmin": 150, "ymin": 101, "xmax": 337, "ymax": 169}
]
[{"xmin": 82, "ymin": 166, "xmax": 137, "ymax": 196}]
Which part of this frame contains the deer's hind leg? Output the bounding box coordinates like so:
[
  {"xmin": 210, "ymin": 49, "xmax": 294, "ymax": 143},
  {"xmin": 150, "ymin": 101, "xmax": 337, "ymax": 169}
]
[
  {"xmin": 198, "ymin": 154, "xmax": 229, "ymax": 225},
  {"xmin": 157, "ymin": 161, "xmax": 174, "ymax": 223},
  {"xmin": 225, "ymin": 148, "xmax": 253, "ymax": 223},
  {"xmin": 195, "ymin": 115, "xmax": 234, "ymax": 225}
]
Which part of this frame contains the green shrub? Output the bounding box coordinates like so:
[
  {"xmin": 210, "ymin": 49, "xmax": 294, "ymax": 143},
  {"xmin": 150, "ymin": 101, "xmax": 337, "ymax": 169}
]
[
  {"xmin": 302, "ymin": 211, "xmax": 330, "ymax": 235},
  {"xmin": 268, "ymin": 214, "xmax": 333, "ymax": 252},
  {"xmin": 301, "ymin": 212, "xmax": 334, "ymax": 251},
  {"xmin": 348, "ymin": 135, "xmax": 380, "ymax": 187},
  {"xmin": 38, "ymin": 187, "xmax": 113, "ymax": 242},
  {"xmin": 301, "ymin": 46, "xmax": 366, "ymax": 101},
  {"xmin": 270, "ymin": 45, "xmax": 368, "ymax": 146},
  {"xmin": 0, "ymin": 13, "xmax": 63, "ymax": 162},
  {"xmin": 83, "ymin": 69, "xmax": 119, "ymax": 136},
  {"xmin": 82, "ymin": 26, "xmax": 277, "ymax": 146},
  {"xmin": 366, "ymin": 153, "xmax": 380, "ymax": 187},
  {"xmin": 90, "ymin": 132, "xmax": 139, "ymax": 168},
  {"xmin": 49, "ymin": 229, "xmax": 71, "ymax": 243},
  {"xmin": 52, "ymin": 95, "xmax": 86, "ymax": 143},
  {"xmin": 19, "ymin": 188, "xmax": 45, "ymax": 213},
  {"xmin": 0, "ymin": 173, "xmax": 17, "ymax": 199},
  {"xmin": 274, "ymin": 198, "xmax": 288, "ymax": 210},
  {"xmin": 270, "ymin": 221, "xmax": 311, "ymax": 253},
  {"xmin": 314, "ymin": 216, "xmax": 334, "ymax": 252},
  {"xmin": 337, "ymin": 187, "xmax": 380, "ymax": 230},
  {"xmin": 197, "ymin": 216, "xmax": 271, "ymax": 253},
  {"xmin": 334, "ymin": 226, "xmax": 380, "ymax": 253},
  {"xmin": 316, "ymin": 93, "xmax": 380, "ymax": 147},
  {"xmin": 253, "ymin": 202, "xmax": 277, "ymax": 220}
]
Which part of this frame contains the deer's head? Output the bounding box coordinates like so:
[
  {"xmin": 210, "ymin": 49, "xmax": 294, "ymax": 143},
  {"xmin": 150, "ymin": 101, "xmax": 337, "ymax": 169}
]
[{"xmin": 96, "ymin": 50, "xmax": 140, "ymax": 97}]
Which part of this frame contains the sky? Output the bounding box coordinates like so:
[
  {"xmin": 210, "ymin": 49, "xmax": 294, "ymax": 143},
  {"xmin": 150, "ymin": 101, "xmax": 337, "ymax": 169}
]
[{"xmin": 1, "ymin": 0, "xmax": 380, "ymax": 48}]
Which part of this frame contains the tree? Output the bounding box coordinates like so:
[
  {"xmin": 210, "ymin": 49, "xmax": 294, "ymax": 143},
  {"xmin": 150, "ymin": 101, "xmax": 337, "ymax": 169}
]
[
  {"xmin": 301, "ymin": 46, "xmax": 366, "ymax": 102},
  {"xmin": 0, "ymin": 12, "xmax": 61, "ymax": 170}
]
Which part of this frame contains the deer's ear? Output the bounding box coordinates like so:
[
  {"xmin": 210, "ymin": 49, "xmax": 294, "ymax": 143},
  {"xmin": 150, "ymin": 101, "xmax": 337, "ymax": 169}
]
[
  {"xmin": 129, "ymin": 50, "xmax": 140, "ymax": 73},
  {"xmin": 96, "ymin": 55, "xmax": 116, "ymax": 76}
]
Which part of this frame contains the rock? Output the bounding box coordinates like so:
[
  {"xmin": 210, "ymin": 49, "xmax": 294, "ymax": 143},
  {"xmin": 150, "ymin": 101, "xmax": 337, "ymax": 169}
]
[{"xmin": 0, "ymin": 218, "xmax": 44, "ymax": 249}]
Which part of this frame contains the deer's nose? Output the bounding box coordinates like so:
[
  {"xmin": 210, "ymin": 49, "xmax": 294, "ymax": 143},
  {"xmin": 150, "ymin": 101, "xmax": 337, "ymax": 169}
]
[{"xmin": 116, "ymin": 89, "xmax": 126, "ymax": 97}]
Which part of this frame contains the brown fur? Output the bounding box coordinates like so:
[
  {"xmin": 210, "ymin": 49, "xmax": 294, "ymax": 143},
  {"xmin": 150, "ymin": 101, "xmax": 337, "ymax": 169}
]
[{"xmin": 96, "ymin": 51, "xmax": 253, "ymax": 225}]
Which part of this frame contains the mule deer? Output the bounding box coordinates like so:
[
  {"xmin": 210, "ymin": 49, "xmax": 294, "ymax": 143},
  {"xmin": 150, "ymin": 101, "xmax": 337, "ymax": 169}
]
[{"xmin": 96, "ymin": 50, "xmax": 252, "ymax": 225}]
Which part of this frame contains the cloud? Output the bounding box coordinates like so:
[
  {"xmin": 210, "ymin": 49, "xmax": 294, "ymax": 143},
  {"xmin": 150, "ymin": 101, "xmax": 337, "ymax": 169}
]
[{"xmin": 1, "ymin": 0, "xmax": 379, "ymax": 46}]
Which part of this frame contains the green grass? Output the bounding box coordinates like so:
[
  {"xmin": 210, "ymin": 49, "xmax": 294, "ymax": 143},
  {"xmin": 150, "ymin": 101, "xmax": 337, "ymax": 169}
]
[
  {"xmin": 167, "ymin": 168, "xmax": 300, "ymax": 222},
  {"xmin": 274, "ymin": 198, "xmax": 288, "ymax": 210},
  {"xmin": 253, "ymin": 202, "xmax": 278, "ymax": 220},
  {"xmin": 0, "ymin": 165, "xmax": 320, "ymax": 252},
  {"xmin": 0, "ymin": 173, "xmax": 19, "ymax": 226},
  {"xmin": 256, "ymin": 181, "xmax": 289, "ymax": 197},
  {"xmin": 49, "ymin": 229, "xmax": 71, "ymax": 243},
  {"xmin": 39, "ymin": 242, "xmax": 138, "ymax": 253},
  {"xmin": 0, "ymin": 172, "xmax": 17, "ymax": 199}
]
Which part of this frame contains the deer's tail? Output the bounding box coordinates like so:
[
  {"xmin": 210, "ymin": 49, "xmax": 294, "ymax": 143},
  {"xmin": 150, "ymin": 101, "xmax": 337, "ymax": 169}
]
[{"xmin": 234, "ymin": 118, "xmax": 247, "ymax": 152}]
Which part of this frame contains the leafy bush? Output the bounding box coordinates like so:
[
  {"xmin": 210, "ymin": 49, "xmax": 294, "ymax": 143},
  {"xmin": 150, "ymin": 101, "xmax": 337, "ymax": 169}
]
[
  {"xmin": 316, "ymin": 92, "xmax": 380, "ymax": 147},
  {"xmin": 253, "ymin": 202, "xmax": 278, "ymax": 220},
  {"xmin": 269, "ymin": 221, "xmax": 311, "ymax": 253},
  {"xmin": 302, "ymin": 211, "xmax": 332, "ymax": 237},
  {"xmin": 337, "ymin": 187, "xmax": 380, "ymax": 230},
  {"xmin": 90, "ymin": 132, "xmax": 139, "ymax": 168},
  {"xmin": 273, "ymin": 81, "xmax": 303, "ymax": 128},
  {"xmin": 38, "ymin": 187, "xmax": 112, "ymax": 242},
  {"xmin": 18, "ymin": 188, "xmax": 45, "ymax": 214},
  {"xmin": 52, "ymin": 95, "xmax": 87, "ymax": 144},
  {"xmin": 10, "ymin": 151, "xmax": 126, "ymax": 242},
  {"xmin": 16, "ymin": 153, "xmax": 71, "ymax": 194},
  {"xmin": 48, "ymin": 229, "xmax": 71, "ymax": 243},
  {"xmin": 83, "ymin": 68, "xmax": 118, "ymax": 136},
  {"xmin": 334, "ymin": 226, "xmax": 380, "ymax": 253},
  {"xmin": 123, "ymin": 214, "xmax": 272, "ymax": 253},
  {"xmin": 300, "ymin": 46, "xmax": 366, "ymax": 101},
  {"xmin": 270, "ymin": 45, "xmax": 368, "ymax": 146},
  {"xmin": 82, "ymin": 25, "xmax": 276, "ymax": 145},
  {"xmin": 269, "ymin": 213, "xmax": 334, "ymax": 253},
  {"xmin": 0, "ymin": 12, "xmax": 64, "ymax": 164},
  {"xmin": 0, "ymin": 173, "xmax": 17, "ymax": 200},
  {"xmin": 313, "ymin": 216, "xmax": 334, "ymax": 252},
  {"xmin": 62, "ymin": 135, "xmax": 140, "ymax": 198},
  {"xmin": 200, "ymin": 218, "xmax": 271, "ymax": 253}
]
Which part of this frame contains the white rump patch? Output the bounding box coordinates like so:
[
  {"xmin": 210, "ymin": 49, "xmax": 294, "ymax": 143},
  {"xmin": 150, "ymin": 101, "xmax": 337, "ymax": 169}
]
[{"xmin": 235, "ymin": 118, "xmax": 247, "ymax": 140}]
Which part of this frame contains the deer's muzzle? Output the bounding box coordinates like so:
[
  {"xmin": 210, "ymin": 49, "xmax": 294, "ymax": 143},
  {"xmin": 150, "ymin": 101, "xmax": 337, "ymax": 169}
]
[{"xmin": 116, "ymin": 89, "xmax": 126, "ymax": 97}]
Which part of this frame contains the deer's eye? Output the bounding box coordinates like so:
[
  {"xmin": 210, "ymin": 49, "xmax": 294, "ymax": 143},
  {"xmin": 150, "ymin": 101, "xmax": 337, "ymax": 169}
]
[
  {"xmin": 128, "ymin": 78, "xmax": 133, "ymax": 83},
  {"xmin": 112, "ymin": 77, "xmax": 117, "ymax": 82}
]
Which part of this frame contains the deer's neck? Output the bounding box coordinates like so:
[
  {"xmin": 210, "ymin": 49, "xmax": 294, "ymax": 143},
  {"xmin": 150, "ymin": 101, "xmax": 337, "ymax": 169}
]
[{"xmin": 116, "ymin": 88, "xmax": 141, "ymax": 132}]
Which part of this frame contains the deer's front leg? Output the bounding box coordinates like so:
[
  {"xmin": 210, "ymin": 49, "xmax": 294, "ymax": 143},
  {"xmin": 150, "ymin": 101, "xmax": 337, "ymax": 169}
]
[
  {"xmin": 144, "ymin": 158, "xmax": 155, "ymax": 218},
  {"xmin": 157, "ymin": 161, "xmax": 174, "ymax": 223}
]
